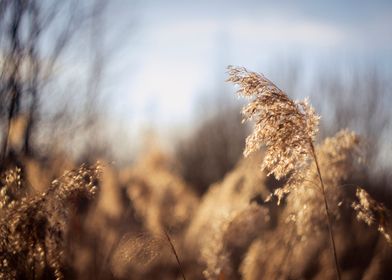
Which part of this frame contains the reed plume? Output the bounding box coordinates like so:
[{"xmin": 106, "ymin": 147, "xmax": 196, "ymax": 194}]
[
  {"xmin": 227, "ymin": 65, "xmax": 341, "ymax": 279},
  {"xmin": 227, "ymin": 66, "xmax": 319, "ymax": 203},
  {"xmin": 0, "ymin": 163, "xmax": 101, "ymax": 279},
  {"xmin": 185, "ymin": 152, "xmax": 269, "ymax": 279},
  {"xmin": 352, "ymin": 188, "xmax": 392, "ymax": 246}
]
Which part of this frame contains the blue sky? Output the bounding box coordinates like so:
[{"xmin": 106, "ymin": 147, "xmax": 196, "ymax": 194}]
[{"xmin": 102, "ymin": 0, "xmax": 392, "ymax": 133}]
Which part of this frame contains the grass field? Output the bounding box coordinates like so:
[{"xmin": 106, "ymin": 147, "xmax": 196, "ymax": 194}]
[{"xmin": 1, "ymin": 67, "xmax": 391, "ymax": 280}]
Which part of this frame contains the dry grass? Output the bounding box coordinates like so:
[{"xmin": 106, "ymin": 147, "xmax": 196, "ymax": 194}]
[
  {"xmin": 352, "ymin": 187, "xmax": 392, "ymax": 245},
  {"xmin": 0, "ymin": 66, "xmax": 391, "ymax": 280},
  {"xmin": 0, "ymin": 163, "xmax": 101, "ymax": 279},
  {"xmin": 227, "ymin": 65, "xmax": 342, "ymax": 278},
  {"xmin": 227, "ymin": 66, "xmax": 319, "ymax": 203},
  {"xmin": 185, "ymin": 152, "xmax": 270, "ymax": 279}
]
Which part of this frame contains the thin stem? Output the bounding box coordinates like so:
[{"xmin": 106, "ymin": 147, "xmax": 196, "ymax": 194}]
[
  {"xmin": 310, "ymin": 141, "xmax": 341, "ymax": 280},
  {"xmin": 163, "ymin": 230, "xmax": 186, "ymax": 280}
]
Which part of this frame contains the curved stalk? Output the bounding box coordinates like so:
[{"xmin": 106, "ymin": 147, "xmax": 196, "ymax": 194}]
[{"xmin": 310, "ymin": 141, "xmax": 341, "ymax": 280}]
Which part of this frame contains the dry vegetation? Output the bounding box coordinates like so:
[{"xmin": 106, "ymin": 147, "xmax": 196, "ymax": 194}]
[{"xmin": 1, "ymin": 65, "xmax": 392, "ymax": 280}]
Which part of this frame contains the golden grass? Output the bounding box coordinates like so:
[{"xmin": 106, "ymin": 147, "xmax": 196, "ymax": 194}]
[{"xmin": 0, "ymin": 67, "xmax": 391, "ymax": 280}]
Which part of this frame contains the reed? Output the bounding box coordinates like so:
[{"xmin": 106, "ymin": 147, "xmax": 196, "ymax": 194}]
[{"xmin": 227, "ymin": 65, "xmax": 341, "ymax": 279}]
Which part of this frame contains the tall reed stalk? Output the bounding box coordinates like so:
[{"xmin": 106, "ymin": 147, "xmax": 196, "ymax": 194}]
[
  {"xmin": 227, "ymin": 66, "xmax": 341, "ymax": 280},
  {"xmin": 310, "ymin": 142, "xmax": 341, "ymax": 280}
]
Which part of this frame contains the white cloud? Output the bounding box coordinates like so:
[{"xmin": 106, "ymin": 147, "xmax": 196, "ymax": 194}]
[{"xmin": 227, "ymin": 18, "xmax": 344, "ymax": 48}]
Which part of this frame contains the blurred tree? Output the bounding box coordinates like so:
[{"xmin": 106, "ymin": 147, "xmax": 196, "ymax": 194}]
[
  {"xmin": 0, "ymin": 0, "xmax": 107, "ymax": 164},
  {"xmin": 313, "ymin": 66, "xmax": 392, "ymax": 194},
  {"xmin": 175, "ymin": 96, "xmax": 248, "ymax": 195}
]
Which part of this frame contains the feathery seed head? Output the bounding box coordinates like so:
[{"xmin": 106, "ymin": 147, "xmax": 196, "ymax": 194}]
[
  {"xmin": 352, "ymin": 188, "xmax": 392, "ymax": 245},
  {"xmin": 227, "ymin": 66, "xmax": 320, "ymax": 202},
  {"xmin": 0, "ymin": 163, "xmax": 101, "ymax": 279}
]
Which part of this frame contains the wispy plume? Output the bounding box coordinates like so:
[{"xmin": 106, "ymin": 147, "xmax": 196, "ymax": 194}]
[
  {"xmin": 227, "ymin": 66, "xmax": 341, "ymax": 279},
  {"xmin": 227, "ymin": 65, "xmax": 320, "ymax": 202},
  {"xmin": 0, "ymin": 163, "xmax": 101, "ymax": 279},
  {"xmin": 352, "ymin": 188, "xmax": 392, "ymax": 246}
]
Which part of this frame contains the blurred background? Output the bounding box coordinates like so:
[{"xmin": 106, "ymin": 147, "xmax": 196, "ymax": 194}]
[
  {"xmin": 6, "ymin": 1, "xmax": 392, "ymax": 193},
  {"xmin": 1, "ymin": 0, "xmax": 391, "ymax": 193},
  {"xmin": 1, "ymin": 1, "xmax": 392, "ymax": 279}
]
